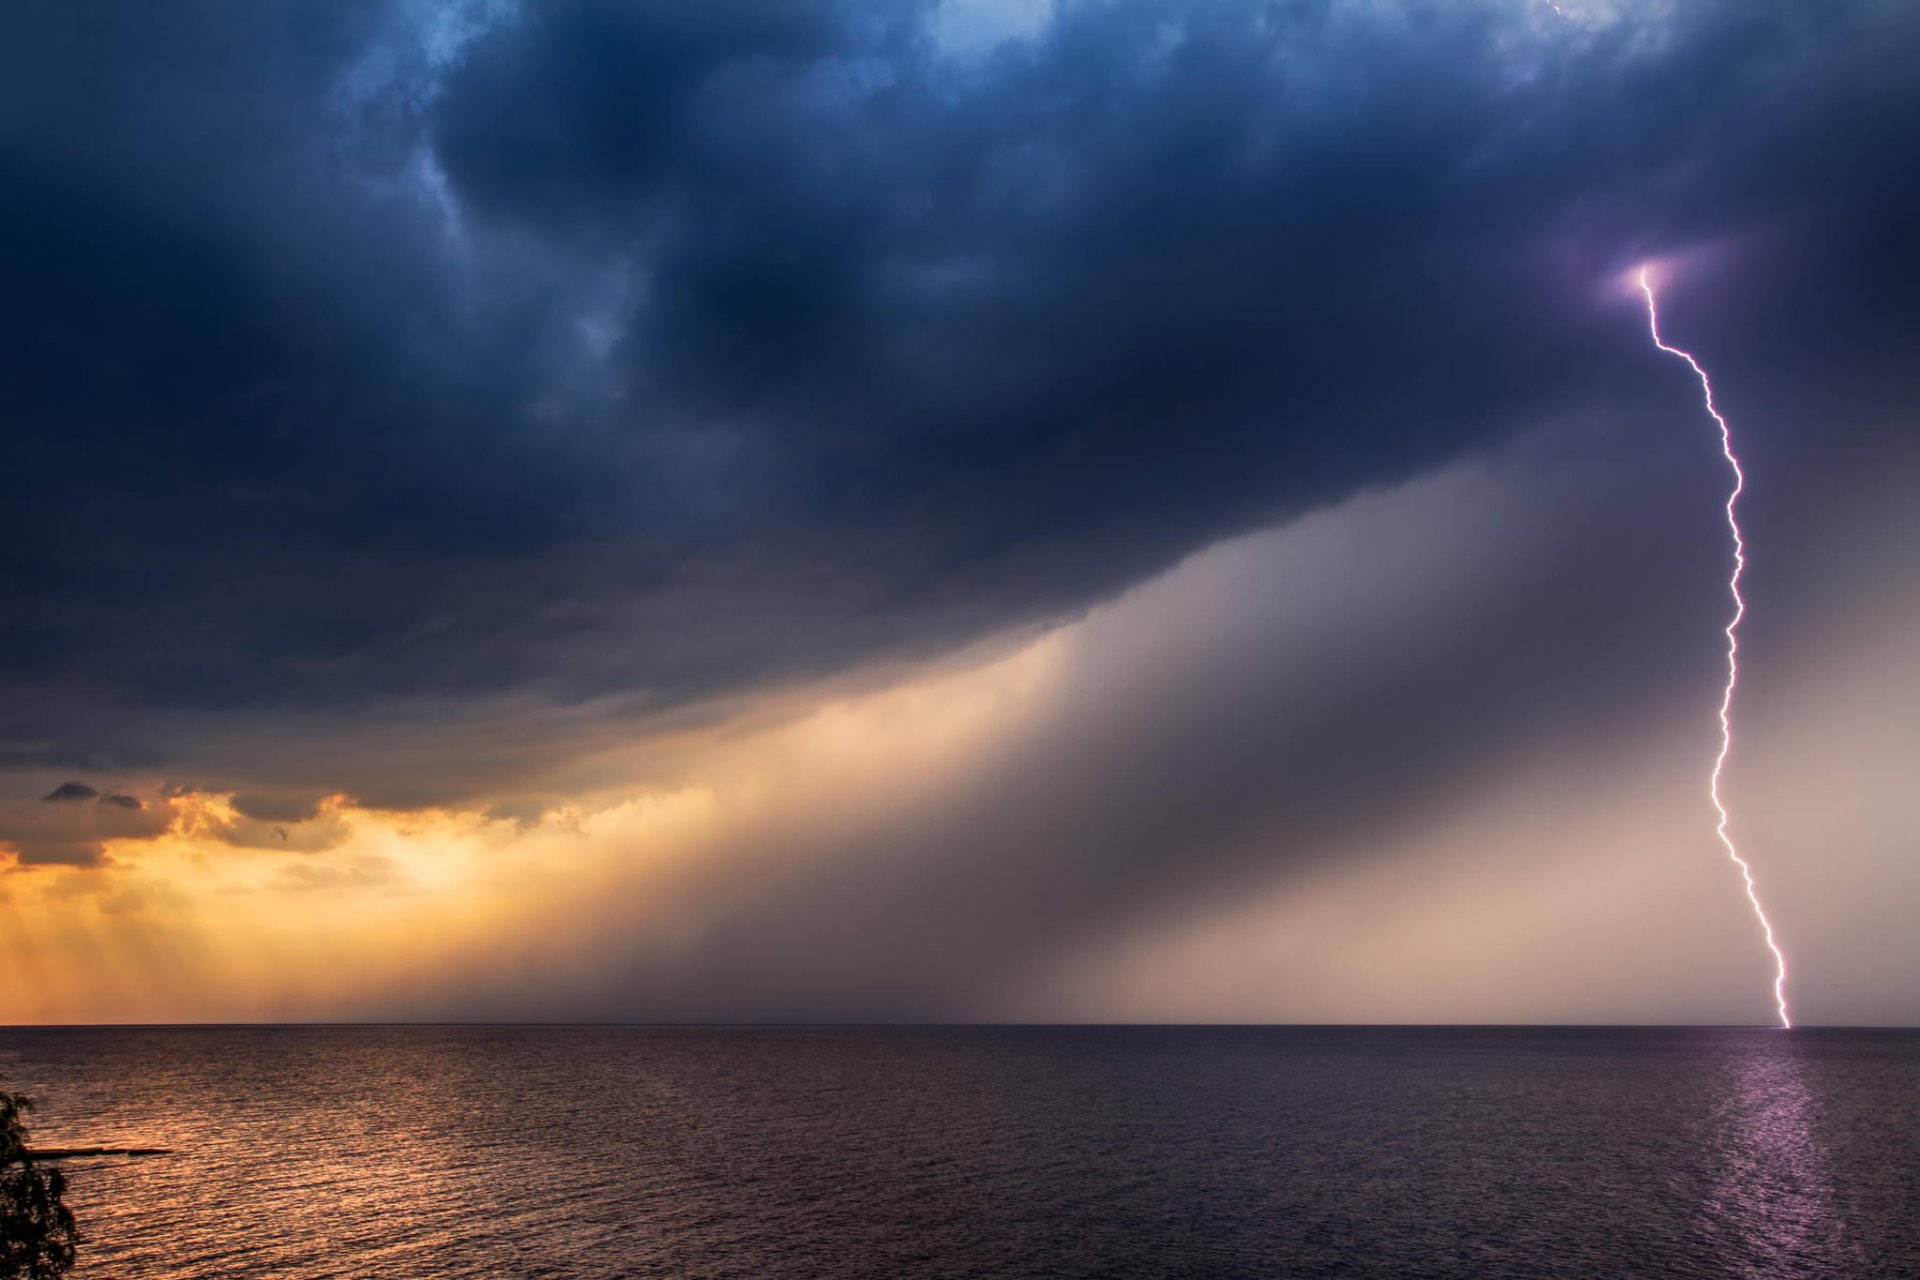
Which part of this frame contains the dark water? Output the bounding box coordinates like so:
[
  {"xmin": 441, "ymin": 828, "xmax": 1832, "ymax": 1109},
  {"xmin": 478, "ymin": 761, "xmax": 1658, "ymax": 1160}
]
[{"xmin": 1, "ymin": 1027, "xmax": 1915, "ymax": 1278}]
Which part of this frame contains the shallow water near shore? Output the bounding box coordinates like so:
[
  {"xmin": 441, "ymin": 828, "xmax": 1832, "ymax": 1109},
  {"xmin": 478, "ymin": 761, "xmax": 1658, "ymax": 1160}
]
[{"xmin": 2, "ymin": 1025, "xmax": 1916, "ymax": 1278}]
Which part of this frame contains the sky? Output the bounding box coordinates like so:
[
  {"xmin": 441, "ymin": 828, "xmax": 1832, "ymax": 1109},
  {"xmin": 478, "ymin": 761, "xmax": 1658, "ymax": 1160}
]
[{"xmin": 1, "ymin": 0, "xmax": 1916, "ymax": 1025}]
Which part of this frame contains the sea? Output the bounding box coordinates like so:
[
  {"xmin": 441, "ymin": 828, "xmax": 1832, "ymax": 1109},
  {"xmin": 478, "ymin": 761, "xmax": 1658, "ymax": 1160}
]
[{"xmin": 0, "ymin": 1026, "xmax": 1914, "ymax": 1279}]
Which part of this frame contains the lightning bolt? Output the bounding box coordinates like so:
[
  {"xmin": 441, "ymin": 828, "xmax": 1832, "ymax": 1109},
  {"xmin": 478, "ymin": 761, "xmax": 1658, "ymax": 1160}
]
[{"xmin": 1638, "ymin": 265, "xmax": 1791, "ymax": 1029}]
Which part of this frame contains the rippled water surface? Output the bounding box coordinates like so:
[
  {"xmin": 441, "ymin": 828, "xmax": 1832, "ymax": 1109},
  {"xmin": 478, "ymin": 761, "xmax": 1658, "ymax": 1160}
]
[{"xmin": 2, "ymin": 1027, "xmax": 1915, "ymax": 1278}]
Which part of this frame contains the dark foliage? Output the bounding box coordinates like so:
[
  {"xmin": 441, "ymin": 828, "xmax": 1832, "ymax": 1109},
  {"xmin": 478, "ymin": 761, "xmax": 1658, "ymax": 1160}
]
[{"xmin": 0, "ymin": 1086, "xmax": 78, "ymax": 1280}]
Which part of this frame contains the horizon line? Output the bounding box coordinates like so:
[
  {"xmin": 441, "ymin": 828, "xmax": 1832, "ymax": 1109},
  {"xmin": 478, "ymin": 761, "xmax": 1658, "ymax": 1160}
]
[{"xmin": 3, "ymin": 1020, "xmax": 1912, "ymax": 1032}]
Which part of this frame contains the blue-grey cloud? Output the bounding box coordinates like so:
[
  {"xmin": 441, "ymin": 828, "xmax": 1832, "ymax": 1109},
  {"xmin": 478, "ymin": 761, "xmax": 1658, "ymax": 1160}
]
[{"xmin": 0, "ymin": 0, "xmax": 1915, "ymax": 818}]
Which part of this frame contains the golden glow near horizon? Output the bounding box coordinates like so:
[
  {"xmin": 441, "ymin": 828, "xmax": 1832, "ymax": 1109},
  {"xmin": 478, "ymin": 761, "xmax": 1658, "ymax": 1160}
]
[{"xmin": 0, "ymin": 621, "xmax": 1074, "ymax": 1024}]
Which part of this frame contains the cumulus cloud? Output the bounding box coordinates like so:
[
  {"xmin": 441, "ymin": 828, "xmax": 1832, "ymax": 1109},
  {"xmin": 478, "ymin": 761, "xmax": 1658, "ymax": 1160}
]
[
  {"xmin": 231, "ymin": 792, "xmax": 326, "ymax": 825},
  {"xmin": 3, "ymin": 783, "xmax": 176, "ymax": 866},
  {"xmin": 1, "ymin": 779, "xmax": 356, "ymax": 868}
]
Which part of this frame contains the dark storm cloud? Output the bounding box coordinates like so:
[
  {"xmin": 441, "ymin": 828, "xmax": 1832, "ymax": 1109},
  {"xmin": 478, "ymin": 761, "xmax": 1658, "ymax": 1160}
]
[
  {"xmin": 5, "ymin": 782, "xmax": 174, "ymax": 866},
  {"xmin": 230, "ymin": 793, "xmax": 325, "ymax": 825},
  {"xmin": 1, "ymin": 0, "xmax": 1916, "ymax": 814}
]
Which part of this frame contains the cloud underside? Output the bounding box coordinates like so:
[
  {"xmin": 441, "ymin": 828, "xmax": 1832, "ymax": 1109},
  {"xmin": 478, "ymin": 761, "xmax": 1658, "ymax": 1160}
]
[{"xmin": 0, "ymin": 0, "xmax": 1915, "ymax": 811}]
